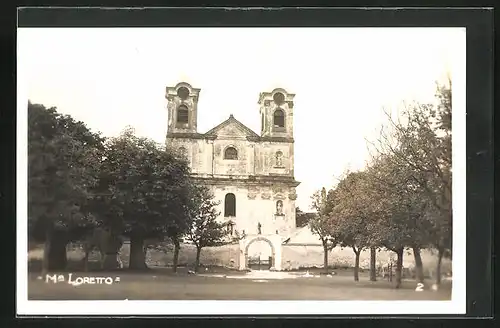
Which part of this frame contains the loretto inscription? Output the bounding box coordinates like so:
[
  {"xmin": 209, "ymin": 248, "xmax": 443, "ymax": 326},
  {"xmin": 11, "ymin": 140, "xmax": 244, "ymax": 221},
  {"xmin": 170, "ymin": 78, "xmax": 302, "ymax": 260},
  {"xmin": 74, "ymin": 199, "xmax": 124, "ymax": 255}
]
[{"xmin": 41, "ymin": 273, "xmax": 121, "ymax": 287}]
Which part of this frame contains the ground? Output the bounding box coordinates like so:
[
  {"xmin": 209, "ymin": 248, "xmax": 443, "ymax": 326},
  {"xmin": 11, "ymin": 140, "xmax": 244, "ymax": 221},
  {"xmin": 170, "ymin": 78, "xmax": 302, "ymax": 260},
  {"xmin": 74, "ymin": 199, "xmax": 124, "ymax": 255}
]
[{"xmin": 28, "ymin": 267, "xmax": 452, "ymax": 301}]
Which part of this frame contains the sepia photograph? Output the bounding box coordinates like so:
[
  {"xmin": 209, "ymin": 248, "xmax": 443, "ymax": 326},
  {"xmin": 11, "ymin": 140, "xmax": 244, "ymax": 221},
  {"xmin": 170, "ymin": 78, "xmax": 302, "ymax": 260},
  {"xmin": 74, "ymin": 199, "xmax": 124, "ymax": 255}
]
[{"xmin": 17, "ymin": 24, "xmax": 466, "ymax": 315}]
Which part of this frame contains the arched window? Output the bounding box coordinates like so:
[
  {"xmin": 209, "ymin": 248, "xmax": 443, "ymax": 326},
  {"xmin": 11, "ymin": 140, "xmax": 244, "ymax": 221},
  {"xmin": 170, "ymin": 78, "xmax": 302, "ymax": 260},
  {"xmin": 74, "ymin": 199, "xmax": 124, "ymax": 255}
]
[
  {"xmin": 224, "ymin": 146, "xmax": 238, "ymax": 160},
  {"xmin": 177, "ymin": 105, "xmax": 189, "ymax": 124},
  {"xmin": 224, "ymin": 193, "xmax": 236, "ymax": 217},
  {"xmin": 273, "ymin": 92, "xmax": 285, "ymax": 105},
  {"xmin": 273, "ymin": 109, "xmax": 285, "ymax": 128},
  {"xmin": 177, "ymin": 87, "xmax": 189, "ymax": 100}
]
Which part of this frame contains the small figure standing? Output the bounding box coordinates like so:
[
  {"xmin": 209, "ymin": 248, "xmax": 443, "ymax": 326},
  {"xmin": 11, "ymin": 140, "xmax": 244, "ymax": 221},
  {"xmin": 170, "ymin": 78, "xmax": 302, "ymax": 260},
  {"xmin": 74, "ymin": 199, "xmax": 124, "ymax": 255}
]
[{"xmin": 257, "ymin": 222, "xmax": 262, "ymax": 234}]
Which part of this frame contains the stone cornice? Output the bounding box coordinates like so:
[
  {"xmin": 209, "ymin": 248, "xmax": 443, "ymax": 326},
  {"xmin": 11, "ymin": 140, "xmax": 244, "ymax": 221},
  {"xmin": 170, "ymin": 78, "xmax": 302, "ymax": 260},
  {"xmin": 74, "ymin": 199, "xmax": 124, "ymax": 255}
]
[
  {"xmin": 167, "ymin": 132, "xmax": 294, "ymax": 144},
  {"xmin": 167, "ymin": 132, "xmax": 217, "ymax": 140},
  {"xmin": 191, "ymin": 174, "xmax": 301, "ymax": 187},
  {"xmin": 246, "ymin": 136, "xmax": 294, "ymax": 143}
]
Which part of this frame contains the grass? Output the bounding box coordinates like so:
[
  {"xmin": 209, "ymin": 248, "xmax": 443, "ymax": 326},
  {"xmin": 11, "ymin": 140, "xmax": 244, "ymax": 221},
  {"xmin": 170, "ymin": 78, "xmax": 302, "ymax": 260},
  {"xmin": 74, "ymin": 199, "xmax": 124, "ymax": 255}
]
[{"xmin": 27, "ymin": 266, "xmax": 452, "ymax": 301}]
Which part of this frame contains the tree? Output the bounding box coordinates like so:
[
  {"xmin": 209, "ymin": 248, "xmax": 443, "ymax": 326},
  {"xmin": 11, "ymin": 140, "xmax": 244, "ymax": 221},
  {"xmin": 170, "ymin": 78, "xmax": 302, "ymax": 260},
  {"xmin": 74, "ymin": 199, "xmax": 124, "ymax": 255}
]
[
  {"xmin": 366, "ymin": 80, "xmax": 452, "ymax": 288},
  {"xmin": 310, "ymin": 188, "xmax": 337, "ymax": 274},
  {"xmin": 331, "ymin": 171, "xmax": 377, "ymax": 281},
  {"xmin": 166, "ymin": 225, "xmax": 182, "ymax": 273},
  {"xmin": 185, "ymin": 185, "xmax": 228, "ymax": 273},
  {"xmin": 28, "ymin": 102, "xmax": 105, "ymax": 273},
  {"xmin": 92, "ymin": 127, "xmax": 193, "ymax": 270},
  {"xmin": 364, "ymin": 155, "xmax": 436, "ymax": 288}
]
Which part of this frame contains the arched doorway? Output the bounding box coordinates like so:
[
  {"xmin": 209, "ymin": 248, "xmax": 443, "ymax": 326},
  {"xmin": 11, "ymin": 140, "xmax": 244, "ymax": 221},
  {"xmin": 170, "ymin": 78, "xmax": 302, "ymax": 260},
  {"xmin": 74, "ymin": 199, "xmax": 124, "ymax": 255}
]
[{"xmin": 245, "ymin": 237, "xmax": 275, "ymax": 271}]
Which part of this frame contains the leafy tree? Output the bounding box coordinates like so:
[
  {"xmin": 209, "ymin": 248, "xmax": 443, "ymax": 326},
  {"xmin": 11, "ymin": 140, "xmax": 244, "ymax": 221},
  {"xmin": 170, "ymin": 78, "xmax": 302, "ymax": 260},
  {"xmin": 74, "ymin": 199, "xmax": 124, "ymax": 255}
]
[
  {"xmin": 366, "ymin": 80, "xmax": 452, "ymax": 287},
  {"xmin": 28, "ymin": 102, "xmax": 105, "ymax": 273},
  {"xmin": 331, "ymin": 171, "xmax": 377, "ymax": 281},
  {"xmin": 92, "ymin": 127, "xmax": 192, "ymax": 270},
  {"xmin": 310, "ymin": 188, "xmax": 337, "ymax": 274},
  {"xmin": 185, "ymin": 185, "xmax": 227, "ymax": 273},
  {"xmin": 365, "ymin": 155, "xmax": 436, "ymax": 288}
]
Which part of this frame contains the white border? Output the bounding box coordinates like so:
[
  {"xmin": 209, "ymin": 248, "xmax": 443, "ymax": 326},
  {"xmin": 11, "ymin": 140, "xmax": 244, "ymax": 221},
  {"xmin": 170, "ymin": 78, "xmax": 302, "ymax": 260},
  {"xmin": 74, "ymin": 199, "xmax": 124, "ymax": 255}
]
[{"xmin": 16, "ymin": 27, "xmax": 467, "ymax": 316}]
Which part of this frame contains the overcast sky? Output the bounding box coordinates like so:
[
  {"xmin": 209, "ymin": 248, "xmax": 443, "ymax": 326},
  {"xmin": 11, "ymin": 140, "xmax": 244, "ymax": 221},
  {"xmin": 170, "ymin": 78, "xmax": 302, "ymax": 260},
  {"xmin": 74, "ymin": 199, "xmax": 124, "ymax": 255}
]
[{"xmin": 18, "ymin": 27, "xmax": 464, "ymax": 210}]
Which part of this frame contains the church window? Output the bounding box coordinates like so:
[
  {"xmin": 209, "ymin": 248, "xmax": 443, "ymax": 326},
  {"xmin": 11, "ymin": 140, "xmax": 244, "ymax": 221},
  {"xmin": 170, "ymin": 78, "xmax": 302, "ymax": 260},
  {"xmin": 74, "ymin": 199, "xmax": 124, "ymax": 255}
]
[
  {"xmin": 224, "ymin": 146, "xmax": 238, "ymax": 160},
  {"xmin": 224, "ymin": 193, "xmax": 236, "ymax": 217},
  {"xmin": 177, "ymin": 105, "xmax": 189, "ymax": 123},
  {"xmin": 177, "ymin": 87, "xmax": 189, "ymax": 100},
  {"xmin": 273, "ymin": 109, "xmax": 285, "ymax": 128},
  {"xmin": 273, "ymin": 92, "xmax": 285, "ymax": 105}
]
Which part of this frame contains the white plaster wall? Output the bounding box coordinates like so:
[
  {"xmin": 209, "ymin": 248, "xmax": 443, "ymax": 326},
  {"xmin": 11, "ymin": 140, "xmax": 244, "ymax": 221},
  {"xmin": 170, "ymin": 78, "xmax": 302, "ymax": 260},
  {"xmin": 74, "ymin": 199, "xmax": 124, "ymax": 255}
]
[
  {"xmin": 211, "ymin": 184, "xmax": 295, "ymax": 237},
  {"xmin": 212, "ymin": 140, "xmax": 255, "ymax": 176},
  {"xmin": 254, "ymin": 142, "xmax": 293, "ymax": 176}
]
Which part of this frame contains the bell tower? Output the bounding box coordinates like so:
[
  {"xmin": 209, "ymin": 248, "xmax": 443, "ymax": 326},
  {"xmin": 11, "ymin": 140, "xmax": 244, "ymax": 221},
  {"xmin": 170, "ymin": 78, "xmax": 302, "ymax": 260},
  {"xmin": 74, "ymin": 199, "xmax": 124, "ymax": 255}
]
[
  {"xmin": 166, "ymin": 82, "xmax": 200, "ymax": 134},
  {"xmin": 258, "ymin": 88, "xmax": 295, "ymax": 139}
]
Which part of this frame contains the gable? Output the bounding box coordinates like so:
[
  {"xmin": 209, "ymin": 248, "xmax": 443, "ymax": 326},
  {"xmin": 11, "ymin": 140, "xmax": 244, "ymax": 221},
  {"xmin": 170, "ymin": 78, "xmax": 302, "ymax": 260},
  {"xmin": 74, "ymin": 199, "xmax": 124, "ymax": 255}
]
[
  {"xmin": 205, "ymin": 115, "xmax": 260, "ymax": 139},
  {"xmin": 217, "ymin": 121, "xmax": 250, "ymax": 137}
]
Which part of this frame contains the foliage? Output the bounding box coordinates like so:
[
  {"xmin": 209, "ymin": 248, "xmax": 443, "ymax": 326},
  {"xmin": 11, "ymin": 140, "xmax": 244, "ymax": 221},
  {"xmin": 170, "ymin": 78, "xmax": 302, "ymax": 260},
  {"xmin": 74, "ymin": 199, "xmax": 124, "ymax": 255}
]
[
  {"xmin": 309, "ymin": 188, "xmax": 336, "ymax": 249},
  {"xmin": 28, "ymin": 102, "xmax": 105, "ymax": 239},
  {"xmin": 330, "ymin": 171, "xmax": 374, "ymax": 252},
  {"xmin": 366, "ymin": 81, "xmax": 452, "ymax": 254},
  {"xmin": 185, "ymin": 185, "xmax": 227, "ymax": 249},
  {"xmin": 90, "ymin": 126, "xmax": 193, "ymax": 240}
]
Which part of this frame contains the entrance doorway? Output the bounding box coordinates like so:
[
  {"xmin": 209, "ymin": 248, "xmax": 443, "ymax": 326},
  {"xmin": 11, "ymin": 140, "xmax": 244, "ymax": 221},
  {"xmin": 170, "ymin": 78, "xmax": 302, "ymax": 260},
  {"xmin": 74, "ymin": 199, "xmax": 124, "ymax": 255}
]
[
  {"xmin": 245, "ymin": 237, "xmax": 274, "ymax": 271},
  {"xmin": 248, "ymin": 255, "xmax": 273, "ymax": 270}
]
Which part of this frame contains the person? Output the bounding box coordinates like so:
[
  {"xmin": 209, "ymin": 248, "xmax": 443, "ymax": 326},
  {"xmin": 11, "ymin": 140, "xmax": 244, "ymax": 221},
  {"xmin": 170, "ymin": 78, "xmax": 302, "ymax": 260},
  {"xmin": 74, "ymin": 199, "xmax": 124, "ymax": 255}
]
[
  {"xmin": 276, "ymin": 200, "xmax": 284, "ymax": 216},
  {"xmin": 257, "ymin": 222, "xmax": 262, "ymax": 234}
]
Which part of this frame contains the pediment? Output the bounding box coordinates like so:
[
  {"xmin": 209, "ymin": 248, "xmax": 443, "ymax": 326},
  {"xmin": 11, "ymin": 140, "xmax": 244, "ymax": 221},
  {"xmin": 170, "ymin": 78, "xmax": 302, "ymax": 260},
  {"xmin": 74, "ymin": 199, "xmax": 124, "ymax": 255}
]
[{"xmin": 205, "ymin": 115, "xmax": 260, "ymax": 139}]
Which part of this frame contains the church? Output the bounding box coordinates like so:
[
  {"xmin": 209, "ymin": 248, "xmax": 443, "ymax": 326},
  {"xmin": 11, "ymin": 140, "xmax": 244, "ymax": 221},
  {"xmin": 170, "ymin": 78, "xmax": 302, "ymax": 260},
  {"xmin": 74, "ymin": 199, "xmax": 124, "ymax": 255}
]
[{"xmin": 165, "ymin": 82, "xmax": 300, "ymax": 271}]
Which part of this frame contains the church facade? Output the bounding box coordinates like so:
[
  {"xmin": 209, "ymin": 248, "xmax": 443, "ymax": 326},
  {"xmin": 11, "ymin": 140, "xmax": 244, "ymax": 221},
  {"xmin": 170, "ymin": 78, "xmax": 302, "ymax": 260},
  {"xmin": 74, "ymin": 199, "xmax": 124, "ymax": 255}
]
[{"xmin": 165, "ymin": 82, "xmax": 300, "ymax": 270}]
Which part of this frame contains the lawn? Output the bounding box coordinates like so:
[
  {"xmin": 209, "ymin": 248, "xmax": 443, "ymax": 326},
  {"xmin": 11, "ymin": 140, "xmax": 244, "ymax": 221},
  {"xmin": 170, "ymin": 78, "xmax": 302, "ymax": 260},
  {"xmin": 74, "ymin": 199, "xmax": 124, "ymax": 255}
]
[{"xmin": 27, "ymin": 267, "xmax": 452, "ymax": 301}]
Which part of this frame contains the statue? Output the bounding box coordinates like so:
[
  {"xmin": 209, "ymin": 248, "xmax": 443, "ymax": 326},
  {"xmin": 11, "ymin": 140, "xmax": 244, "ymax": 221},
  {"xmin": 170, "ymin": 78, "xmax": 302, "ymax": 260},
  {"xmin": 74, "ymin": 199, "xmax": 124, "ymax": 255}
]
[
  {"xmin": 276, "ymin": 200, "xmax": 284, "ymax": 216},
  {"xmin": 276, "ymin": 151, "xmax": 283, "ymax": 167},
  {"xmin": 257, "ymin": 222, "xmax": 262, "ymax": 234}
]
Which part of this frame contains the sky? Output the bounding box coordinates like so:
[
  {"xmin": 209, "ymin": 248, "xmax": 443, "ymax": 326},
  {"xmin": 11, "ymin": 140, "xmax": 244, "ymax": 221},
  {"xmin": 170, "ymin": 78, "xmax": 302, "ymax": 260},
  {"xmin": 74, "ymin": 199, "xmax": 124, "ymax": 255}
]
[{"xmin": 18, "ymin": 27, "xmax": 464, "ymax": 210}]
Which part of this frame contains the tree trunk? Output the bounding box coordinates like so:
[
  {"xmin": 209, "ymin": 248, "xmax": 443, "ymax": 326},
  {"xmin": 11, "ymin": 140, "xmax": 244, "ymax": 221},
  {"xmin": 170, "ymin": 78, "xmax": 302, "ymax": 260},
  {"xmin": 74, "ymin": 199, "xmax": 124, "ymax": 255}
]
[
  {"xmin": 435, "ymin": 246, "xmax": 444, "ymax": 286},
  {"xmin": 172, "ymin": 238, "xmax": 180, "ymax": 273},
  {"xmin": 369, "ymin": 246, "xmax": 377, "ymax": 281},
  {"xmin": 394, "ymin": 247, "xmax": 404, "ymax": 289},
  {"xmin": 322, "ymin": 241, "xmax": 329, "ymax": 274},
  {"xmin": 353, "ymin": 247, "xmax": 360, "ymax": 282},
  {"xmin": 47, "ymin": 230, "xmax": 68, "ymax": 271},
  {"xmin": 42, "ymin": 229, "xmax": 52, "ymax": 275},
  {"xmin": 101, "ymin": 232, "xmax": 122, "ymax": 270},
  {"xmin": 412, "ymin": 245, "xmax": 424, "ymax": 283},
  {"xmin": 83, "ymin": 244, "xmax": 91, "ymax": 272},
  {"xmin": 194, "ymin": 247, "xmax": 202, "ymax": 273},
  {"xmin": 128, "ymin": 233, "xmax": 147, "ymax": 270}
]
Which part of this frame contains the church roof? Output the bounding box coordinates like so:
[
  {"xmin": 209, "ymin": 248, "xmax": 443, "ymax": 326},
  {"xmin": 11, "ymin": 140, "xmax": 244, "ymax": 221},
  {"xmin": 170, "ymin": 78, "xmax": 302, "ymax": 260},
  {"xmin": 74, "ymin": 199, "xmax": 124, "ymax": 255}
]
[
  {"xmin": 282, "ymin": 226, "xmax": 323, "ymax": 246},
  {"xmin": 204, "ymin": 114, "xmax": 260, "ymax": 138}
]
